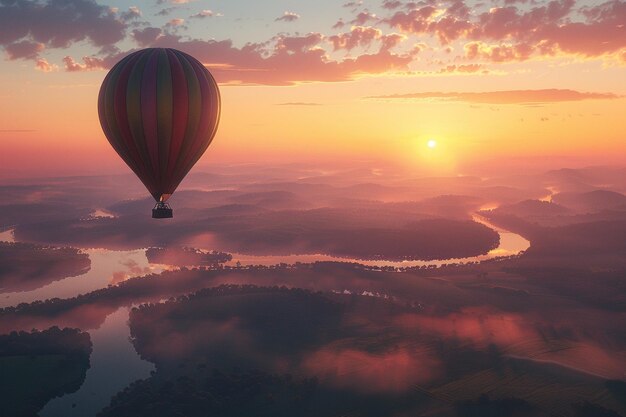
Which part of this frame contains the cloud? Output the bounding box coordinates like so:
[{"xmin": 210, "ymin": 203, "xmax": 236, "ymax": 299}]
[
  {"xmin": 4, "ymin": 40, "xmax": 44, "ymax": 60},
  {"xmin": 328, "ymin": 26, "xmax": 407, "ymax": 53},
  {"xmin": 0, "ymin": 0, "xmax": 126, "ymax": 57},
  {"xmin": 35, "ymin": 58, "xmax": 58, "ymax": 72},
  {"xmin": 384, "ymin": 6, "xmax": 473, "ymax": 44},
  {"xmin": 437, "ymin": 63, "xmax": 485, "ymax": 73},
  {"xmin": 380, "ymin": 0, "xmax": 626, "ymax": 60},
  {"xmin": 368, "ymin": 89, "xmax": 621, "ymax": 104},
  {"xmin": 464, "ymin": 41, "xmax": 533, "ymax": 62},
  {"xmin": 190, "ymin": 9, "xmax": 222, "ymax": 19},
  {"xmin": 166, "ymin": 18, "xmax": 185, "ymax": 26},
  {"xmin": 343, "ymin": 1, "xmax": 363, "ymax": 7},
  {"xmin": 332, "ymin": 19, "xmax": 345, "ymax": 29},
  {"xmin": 275, "ymin": 102, "xmax": 323, "ymax": 106},
  {"xmin": 120, "ymin": 6, "xmax": 141, "ymax": 21},
  {"xmin": 393, "ymin": 308, "xmax": 535, "ymax": 348},
  {"xmin": 156, "ymin": 0, "xmax": 192, "ymax": 4},
  {"xmin": 301, "ymin": 346, "xmax": 441, "ymax": 393},
  {"xmin": 63, "ymin": 55, "xmax": 107, "ymax": 72},
  {"xmin": 156, "ymin": 7, "xmax": 176, "ymax": 16},
  {"xmin": 351, "ymin": 10, "xmax": 378, "ymax": 25},
  {"xmin": 275, "ymin": 11, "xmax": 300, "ymax": 22},
  {"xmin": 380, "ymin": 33, "xmax": 406, "ymax": 51},
  {"xmin": 69, "ymin": 30, "xmax": 415, "ymax": 85},
  {"xmin": 382, "ymin": 0, "xmax": 403, "ymax": 9},
  {"xmin": 328, "ymin": 26, "xmax": 383, "ymax": 51},
  {"xmin": 132, "ymin": 27, "xmax": 163, "ymax": 46}
]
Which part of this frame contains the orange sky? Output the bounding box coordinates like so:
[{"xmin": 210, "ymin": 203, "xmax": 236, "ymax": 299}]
[{"xmin": 0, "ymin": 0, "xmax": 625, "ymax": 178}]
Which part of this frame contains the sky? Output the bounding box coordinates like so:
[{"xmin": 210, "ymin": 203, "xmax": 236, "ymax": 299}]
[{"xmin": 0, "ymin": 0, "xmax": 625, "ymax": 178}]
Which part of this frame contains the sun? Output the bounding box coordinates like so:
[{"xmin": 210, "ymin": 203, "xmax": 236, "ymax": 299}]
[{"xmin": 427, "ymin": 139, "xmax": 437, "ymax": 149}]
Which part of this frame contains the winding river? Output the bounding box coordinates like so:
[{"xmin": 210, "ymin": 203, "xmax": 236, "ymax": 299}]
[{"xmin": 0, "ymin": 217, "xmax": 530, "ymax": 417}]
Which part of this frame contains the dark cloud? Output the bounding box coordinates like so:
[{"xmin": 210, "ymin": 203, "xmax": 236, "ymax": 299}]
[
  {"xmin": 120, "ymin": 6, "xmax": 141, "ymax": 21},
  {"xmin": 132, "ymin": 27, "xmax": 163, "ymax": 47},
  {"xmin": 332, "ymin": 19, "xmax": 346, "ymax": 29},
  {"xmin": 155, "ymin": 6, "xmax": 176, "ymax": 16},
  {"xmin": 4, "ymin": 40, "xmax": 43, "ymax": 59},
  {"xmin": 351, "ymin": 10, "xmax": 378, "ymax": 25},
  {"xmin": 0, "ymin": 0, "xmax": 126, "ymax": 60}
]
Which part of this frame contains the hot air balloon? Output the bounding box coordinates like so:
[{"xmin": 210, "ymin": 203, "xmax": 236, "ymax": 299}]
[{"xmin": 98, "ymin": 48, "xmax": 221, "ymax": 218}]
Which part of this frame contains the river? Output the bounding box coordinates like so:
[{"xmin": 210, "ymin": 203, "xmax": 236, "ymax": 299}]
[{"xmin": 0, "ymin": 217, "xmax": 529, "ymax": 416}]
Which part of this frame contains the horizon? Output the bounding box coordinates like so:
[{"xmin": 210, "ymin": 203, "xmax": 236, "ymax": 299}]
[{"xmin": 1, "ymin": 0, "xmax": 625, "ymax": 179}]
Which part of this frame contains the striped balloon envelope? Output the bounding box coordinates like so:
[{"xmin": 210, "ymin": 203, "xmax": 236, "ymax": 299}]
[{"xmin": 97, "ymin": 48, "xmax": 221, "ymax": 218}]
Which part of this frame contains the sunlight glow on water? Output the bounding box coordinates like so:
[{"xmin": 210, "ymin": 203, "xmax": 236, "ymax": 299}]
[
  {"xmin": 0, "ymin": 216, "xmax": 530, "ymax": 308},
  {"xmin": 220, "ymin": 216, "xmax": 530, "ymax": 268},
  {"xmin": 0, "ymin": 249, "xmax": 164, "ymax": 308}
]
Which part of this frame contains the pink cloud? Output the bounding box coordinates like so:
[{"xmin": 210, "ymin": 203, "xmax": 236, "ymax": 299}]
[
  {"xmin": 385, "ymin": 6, "xmax": 439, "ymax": 31},
  {"xmin": 332, "ymin": 19, "xmax": 346, "ymax": 29},
  {"xmin": 381, "ymin": 0, "xmax": 626, "ymax": 60},
  {"xmin": 35, "ymin": 58, "xmax": 58, "ymax": 72},
  {"xmin": 380, "ymin": 33, "xmax": 406, "ymax": 51},
  {"xmin": 351, "ymin": 10, "xmax": 378, "ymax": 25},
  {"xmin": 384, "ymin": 7, "xmax": 474, "ymax": 44},
  {"xmin": 438, "ymin": 63, "xmax": 485, "ymax": 73},
  {"xmin": 167, "ymin": 18, "xmax": 185, "ymax": 26},
  {"xmin": 328, "ymin": 26, "xmax": 407, "ymax": 53},
  {"xmin": 275, "ymin": 33, "xmax": 323, "ymax": 52},
  {"xmin": 393, "ymin": 308, "xmax": 535, "ymax": 347},
  {"xmin": 464, "ymin": 41, "xmax": 533, "ymax": 62},
  {"xmin": 63, "ymin": 55, "xmax": 107, "ymax": 71},
  {"xmin": 328, "ymin": 26, "xmax": 383, "ymax": 51},
  {"xmin": 301, "ymin": 345, "xmax": 440, "ymax": 393},
  {"xmin": 446, "ymin": 0, "xmax": 470, "ymax": 19},
  {"xmin": 65, "ymin": 31, "xmax": 414, "ymax": 85},
  {"xmin": 382, "ymin": 0, "xmax": 403, "ymax": 9}
]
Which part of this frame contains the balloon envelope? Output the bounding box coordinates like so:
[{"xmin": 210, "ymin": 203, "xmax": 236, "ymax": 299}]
[{"xmin": 98, "ymin": 48, "xmax": 220, "ymax": 202}]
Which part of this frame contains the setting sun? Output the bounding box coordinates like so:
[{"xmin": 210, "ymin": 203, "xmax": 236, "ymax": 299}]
[{"xmin": 427, "ymin": 139, "xmax": 437, "ymax": 149}]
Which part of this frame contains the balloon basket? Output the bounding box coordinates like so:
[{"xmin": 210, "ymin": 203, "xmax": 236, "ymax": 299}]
[{"xmin": 152, "ymin": 202, "xmax": 173, "ymax": 219}]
